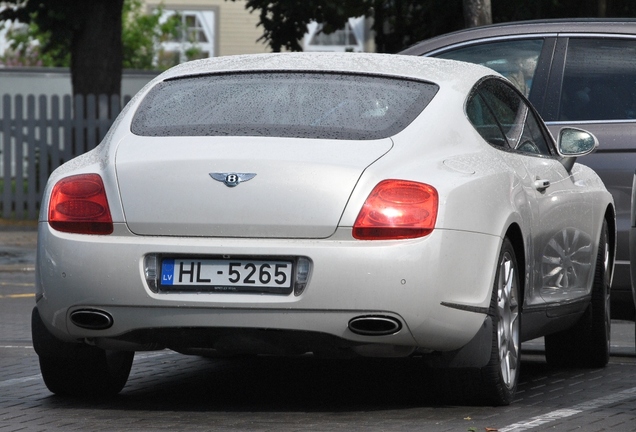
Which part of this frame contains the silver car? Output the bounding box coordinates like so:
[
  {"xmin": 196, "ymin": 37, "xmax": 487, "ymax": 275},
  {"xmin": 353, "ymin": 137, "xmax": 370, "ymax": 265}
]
[
  {"xmin": 33, "ymin": 53, "xmax": 614, "ymax": 406},
  {"xmin": 401, "ymin": 19, "xmax": 636, "ymax": 322}
]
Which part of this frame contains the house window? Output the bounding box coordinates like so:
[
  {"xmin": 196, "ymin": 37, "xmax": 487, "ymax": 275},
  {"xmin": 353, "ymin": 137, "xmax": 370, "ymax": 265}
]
[
  {"xmin": 158, "ymin": 9, "xmax": 216, "ymax": 68},
  {"xmin": 304, "ymin": 17, "xmax": 365, "ymax": 52}
]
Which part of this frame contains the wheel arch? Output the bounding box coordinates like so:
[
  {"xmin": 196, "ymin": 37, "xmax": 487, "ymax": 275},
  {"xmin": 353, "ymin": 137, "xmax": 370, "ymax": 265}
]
[{"xmin": 504, "ymin": 223, "xmax": 526, "ymax": 312}]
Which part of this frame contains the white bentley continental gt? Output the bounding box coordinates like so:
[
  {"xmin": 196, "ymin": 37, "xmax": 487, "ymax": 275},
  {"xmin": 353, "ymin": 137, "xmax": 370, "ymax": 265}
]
[{"xmin": 33, "ymin": 52, "xmax": 615, "ymax": 406}]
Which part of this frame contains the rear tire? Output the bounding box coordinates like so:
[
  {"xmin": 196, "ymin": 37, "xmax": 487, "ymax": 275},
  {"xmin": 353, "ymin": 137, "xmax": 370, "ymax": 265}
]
[
  {"xmin": 32, "ymin": 308, "xmax": 134, "ymax": 397},
  {"xmin": 436, "ymin": 238, "xmax": 521, "ymax": 406},
  {"xmin": 481, "ymin": 237, "xmax": 521, "ymax": 406},
  {"xmin": 545, "ymin": 220, "xmax": 611, "ymax": 368}
]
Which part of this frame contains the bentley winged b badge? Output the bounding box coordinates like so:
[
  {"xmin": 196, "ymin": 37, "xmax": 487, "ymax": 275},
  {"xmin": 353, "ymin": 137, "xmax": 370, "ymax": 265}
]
[{"xmin": 209, "ymin": 172, "xmax": 257, "ymax": 187}]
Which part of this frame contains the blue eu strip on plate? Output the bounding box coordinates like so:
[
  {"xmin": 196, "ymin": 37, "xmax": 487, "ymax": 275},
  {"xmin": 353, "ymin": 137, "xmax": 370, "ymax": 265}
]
[{"xmin": 161, "ymin": 259, "xmax": 175, "ymax": 285}]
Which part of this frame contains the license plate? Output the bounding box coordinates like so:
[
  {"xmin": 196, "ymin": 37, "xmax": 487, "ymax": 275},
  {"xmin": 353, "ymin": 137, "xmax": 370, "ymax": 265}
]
[{"xmin": 160, "ymin": 258, "xmax": 293, "ymax": 294}]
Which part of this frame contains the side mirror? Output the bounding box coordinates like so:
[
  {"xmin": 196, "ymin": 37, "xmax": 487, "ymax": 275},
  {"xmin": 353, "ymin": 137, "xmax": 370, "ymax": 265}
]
[{"xmin": 557, "ymin": 127, "xmax": 599, "ymax": 171}]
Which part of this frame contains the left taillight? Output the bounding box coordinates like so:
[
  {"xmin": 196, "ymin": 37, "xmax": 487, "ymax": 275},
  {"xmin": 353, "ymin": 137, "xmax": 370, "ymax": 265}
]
[
  {"xmin": 353, "ymin": 179, "xmax": 438, "ymax": 240},
  {"xmin": 48, "ymin": 174, "xmax": 113, "ymax": 235}
]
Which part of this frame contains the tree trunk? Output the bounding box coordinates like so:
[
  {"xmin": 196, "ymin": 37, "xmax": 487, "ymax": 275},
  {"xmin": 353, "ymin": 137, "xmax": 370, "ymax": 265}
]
[
  {"xmin": 70, "ymin": 0, "xmax": 124, "ymax": 97},
  {"xmin": 463, "ymin": 0, "xmax": 492, "ymax": 28},
  {"xmin": 373, "ymin": 0, "xmax": 388, "ymax": 53}
]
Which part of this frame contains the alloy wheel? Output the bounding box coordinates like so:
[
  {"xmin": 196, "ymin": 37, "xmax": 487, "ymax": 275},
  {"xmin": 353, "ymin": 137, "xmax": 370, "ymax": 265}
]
[{"xmin": 497, "ymin": 252, "xmax": 520, "ymax": 389}]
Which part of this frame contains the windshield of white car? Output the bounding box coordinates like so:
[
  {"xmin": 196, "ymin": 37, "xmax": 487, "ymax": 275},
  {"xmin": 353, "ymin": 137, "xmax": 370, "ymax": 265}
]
[{"xmin": 131, "ymin": 72, "xmax": 439, "ymax": 140}]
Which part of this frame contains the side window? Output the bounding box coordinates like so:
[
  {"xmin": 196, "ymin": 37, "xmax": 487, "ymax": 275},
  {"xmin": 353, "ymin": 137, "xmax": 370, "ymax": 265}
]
[
  {"xmin": 435, "ymin": 39, "xmax": 544, "ymax": 97},
  {"xmin": 467, "ymin": 79, "xmax": 552, "ymax": 156},
  {"xmin": 559, "ymin": 38, "xmax": 636, "ymax": 121},
  {"xmin": 467, "ymin": 93, "xmax": 508, "ymax": 147}
]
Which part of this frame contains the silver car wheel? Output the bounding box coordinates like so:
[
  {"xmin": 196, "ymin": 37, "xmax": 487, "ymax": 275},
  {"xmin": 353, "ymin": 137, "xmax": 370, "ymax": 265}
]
[
  {"xmin": 544, "ymin": 219, "xmax": 611, "ymax": 368},
  {"xmin": 542, "ymin": 227, "xmax": 593, "ymax": 289},
  {"xmin": 497, "ymin": 251, "xmax": 520, "ymax": 390}
]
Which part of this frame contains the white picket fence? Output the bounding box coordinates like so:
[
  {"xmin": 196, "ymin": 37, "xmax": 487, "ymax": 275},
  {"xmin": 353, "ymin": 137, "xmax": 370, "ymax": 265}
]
[{"xmin": 0, "ymin": 94, "xmax": 130, "ymax": 219}]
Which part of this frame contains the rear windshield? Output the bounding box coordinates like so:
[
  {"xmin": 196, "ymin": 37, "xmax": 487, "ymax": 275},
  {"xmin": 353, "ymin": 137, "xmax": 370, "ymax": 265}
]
[{"xmin": 131, "ymin": 72, "xmax": 439, "ymax": 140}]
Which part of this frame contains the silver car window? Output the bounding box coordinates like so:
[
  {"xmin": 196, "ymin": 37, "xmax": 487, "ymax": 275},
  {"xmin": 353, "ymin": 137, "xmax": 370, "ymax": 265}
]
[
  {"xmin": 132, "ymin": 72, "xmax": 439, "ymax": 140},
  {"xmin": 468, "ymin": 79, "xmax": 552, "ymax": 156},
  {"xmin": 466, "ymin": 92, "xmax": 508, "ymax": 148}
]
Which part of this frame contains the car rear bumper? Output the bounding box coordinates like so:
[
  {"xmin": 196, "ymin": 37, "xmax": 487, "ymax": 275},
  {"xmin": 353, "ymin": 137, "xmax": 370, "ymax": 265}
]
[{"xmin": 36, "ymin": 222, "xmax": 501, "ymax": 354}]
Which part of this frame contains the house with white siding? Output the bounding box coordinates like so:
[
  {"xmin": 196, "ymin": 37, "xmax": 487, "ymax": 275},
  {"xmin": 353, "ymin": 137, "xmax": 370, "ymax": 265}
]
[
  {"xmin": 0, "ymin": 1, "xmax": 373, "ymax": 97},
  {"xmin": 145, "ymin": 0, "xmax": 374, "ymax": 62}
]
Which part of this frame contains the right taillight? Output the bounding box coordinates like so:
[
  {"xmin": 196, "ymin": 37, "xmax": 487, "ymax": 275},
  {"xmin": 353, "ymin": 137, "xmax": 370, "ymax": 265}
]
[
  {"xmin": 352, "ymin": 180, "xmax": 438, "ymax": 240},
  {"xmin": 48, "ymin": 174, "xmax": 113, "ymax": 235}
]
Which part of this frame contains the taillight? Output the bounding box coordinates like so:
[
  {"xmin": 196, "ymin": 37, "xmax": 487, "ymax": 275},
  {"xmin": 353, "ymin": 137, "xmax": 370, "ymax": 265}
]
[
  {"xmin": 353, "ymin": 180, "xmax": 438, "ymax": 240},
  {"xmin": 48, "ymin": 174, "xmax": 113, "ymax": 235}
]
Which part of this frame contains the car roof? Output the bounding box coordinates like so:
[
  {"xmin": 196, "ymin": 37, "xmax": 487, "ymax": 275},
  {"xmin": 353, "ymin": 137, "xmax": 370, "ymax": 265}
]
[
  {"xmin": 152, "ymin": 52, "xmax": 497, "ymax": 94},
  {"xmin": 401, "ymin": 18, "xmax": 636, "ymax": 55}
]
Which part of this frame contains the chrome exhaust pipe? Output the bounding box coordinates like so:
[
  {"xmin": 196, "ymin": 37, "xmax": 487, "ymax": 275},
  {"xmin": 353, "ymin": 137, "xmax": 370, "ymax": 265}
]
[
  {"xmin": 348, "ymin": 315, "xmax": 402, "ymax": 336},
  {"xmin": 70, "ymin": 309, "xmax": 114, "ymax": 330}
]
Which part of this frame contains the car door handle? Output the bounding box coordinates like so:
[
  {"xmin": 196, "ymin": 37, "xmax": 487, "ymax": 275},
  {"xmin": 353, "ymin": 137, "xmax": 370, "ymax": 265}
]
[{"xmin": 534, "ymin": 178, "xmax": 551, "ymax": 192}]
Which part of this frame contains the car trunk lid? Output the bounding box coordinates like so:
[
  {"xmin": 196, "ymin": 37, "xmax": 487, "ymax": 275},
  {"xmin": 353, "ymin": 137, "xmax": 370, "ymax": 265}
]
[{"xmin": 115, "ymin": 136, "xmax": 392, "ymax": 238}]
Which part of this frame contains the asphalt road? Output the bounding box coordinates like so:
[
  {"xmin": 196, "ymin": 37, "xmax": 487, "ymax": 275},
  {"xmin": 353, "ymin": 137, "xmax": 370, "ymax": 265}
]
[{"xmin": 1, "ymin": 231, "xmax": 636, "ymax": 431}]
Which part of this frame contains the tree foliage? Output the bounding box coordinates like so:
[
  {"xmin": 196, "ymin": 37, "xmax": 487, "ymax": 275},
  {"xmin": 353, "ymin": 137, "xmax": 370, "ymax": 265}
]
[
  {"xmin": 0, "ymin": 0, "xmax": 125, "ymax": 97},
  {"xmin": 491, "ymin": 0, "xmax": 636, "ymax": 21},
  {"xmin": 0, "ymin": 1, "xmax": 183, "ymax": 70},
  {"xmin": 121, "ymin": 0, "xmax": 182, "ymax": 70},
  {"xmin": 2, "ymin": 0, "xmax": 636, "ymax": 95},
  {"xmin": 0, "ymin": 18, "xmax": 69, "ymax": 67},
  {"xmin": 238, "ymin": 0, "xmax": 636, "ymax": 53},
  {"xmin": 1, "ymin": 1, "xmax": 199, "ymax": 79},
  {"xmin": 236, "ymin": 0, "xmax": 465, "ymax": 54}
]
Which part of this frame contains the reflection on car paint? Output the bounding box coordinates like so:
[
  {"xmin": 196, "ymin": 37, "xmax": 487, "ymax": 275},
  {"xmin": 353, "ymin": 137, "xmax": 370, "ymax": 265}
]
[{"xmin": 542, "ymin": 227, "xmax": 592, "ymax": 290}]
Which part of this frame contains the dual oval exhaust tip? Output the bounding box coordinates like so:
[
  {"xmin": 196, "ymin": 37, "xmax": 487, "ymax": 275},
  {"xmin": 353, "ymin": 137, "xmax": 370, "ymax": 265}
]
[
  {"xmin": 348, "ymin": 315, "xmax": 402, "ymax": 336},
  {"xmin": 70, "ymin": 310, "xmax": 402, "ymax": 336},
  {"xmin": 70, "ymin": 309, "xmax": 114, "ymax": 330}
]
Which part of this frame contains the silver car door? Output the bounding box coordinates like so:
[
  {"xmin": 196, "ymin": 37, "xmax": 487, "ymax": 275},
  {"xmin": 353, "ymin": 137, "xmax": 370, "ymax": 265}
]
[
  {"xmin": 521, "ymin": 155, "xmax": 597, "ymax": 304},
  {"xmin": 476, "ymin": 79, "xmax": 597, "ymax": 305}
]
